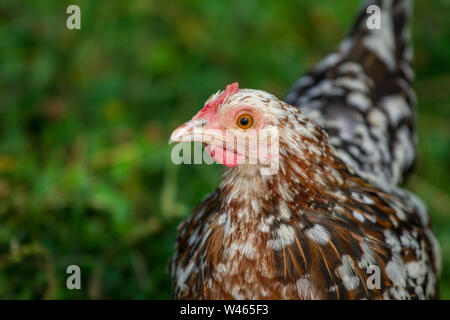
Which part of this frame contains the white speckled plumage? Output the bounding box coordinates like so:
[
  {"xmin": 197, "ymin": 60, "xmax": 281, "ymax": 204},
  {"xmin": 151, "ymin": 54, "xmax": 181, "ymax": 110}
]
[{"xmin": 170, "ymin": 0, "xmax": 440, "ymax": 300}]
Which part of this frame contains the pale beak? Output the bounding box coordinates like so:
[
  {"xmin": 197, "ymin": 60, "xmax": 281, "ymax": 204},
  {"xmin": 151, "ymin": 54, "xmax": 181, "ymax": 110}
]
[
  {"xmin": 169, "ymin": 119, "xmax": 223, "ymax": 144},
  {"xmin": 169, "ymin": 120, "xmax": 196, "ymax": 143}
]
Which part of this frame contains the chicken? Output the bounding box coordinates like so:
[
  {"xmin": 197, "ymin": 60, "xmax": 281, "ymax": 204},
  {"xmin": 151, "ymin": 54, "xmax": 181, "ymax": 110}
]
[{"xmin": 169, "ymin": 0, "xmax": 441, "ymax": 299}]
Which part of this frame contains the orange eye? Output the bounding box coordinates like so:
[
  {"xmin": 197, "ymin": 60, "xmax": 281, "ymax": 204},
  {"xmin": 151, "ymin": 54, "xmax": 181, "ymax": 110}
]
[{"xmin": 236, "ymin": 114, "xmax": 254, "ymax": 129}]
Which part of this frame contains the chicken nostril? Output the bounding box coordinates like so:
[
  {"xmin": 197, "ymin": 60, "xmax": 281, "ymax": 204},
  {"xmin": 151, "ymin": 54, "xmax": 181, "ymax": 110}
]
[{"xmin": 194, "ymin": 119, "xmax": 207, "ymax": 128}]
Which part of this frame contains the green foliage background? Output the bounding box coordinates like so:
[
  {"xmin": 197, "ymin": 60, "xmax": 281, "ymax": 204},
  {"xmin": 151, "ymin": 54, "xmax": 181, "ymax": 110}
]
[{"xmin": 0, "ymin": 0, "xmax": 449, "ymax": 299}]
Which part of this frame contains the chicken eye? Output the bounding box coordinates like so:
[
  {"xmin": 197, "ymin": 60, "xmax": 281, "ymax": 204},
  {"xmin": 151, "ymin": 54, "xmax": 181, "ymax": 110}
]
[{"xmin": 237, "ymin": 114, "xmax": 254, "ymax": 129}]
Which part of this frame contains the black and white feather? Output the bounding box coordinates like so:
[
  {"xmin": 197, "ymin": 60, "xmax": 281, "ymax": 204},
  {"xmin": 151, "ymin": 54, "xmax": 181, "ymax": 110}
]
[{"xmin": 286, "ymin": 0, "xmax": 416, "ymax": 188}]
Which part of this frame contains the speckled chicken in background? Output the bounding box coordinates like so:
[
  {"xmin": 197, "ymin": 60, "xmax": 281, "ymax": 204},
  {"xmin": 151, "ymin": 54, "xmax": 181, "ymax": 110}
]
[{"xmin": 169, "ymin": 0, "xmax": 441, "ymax": 299}]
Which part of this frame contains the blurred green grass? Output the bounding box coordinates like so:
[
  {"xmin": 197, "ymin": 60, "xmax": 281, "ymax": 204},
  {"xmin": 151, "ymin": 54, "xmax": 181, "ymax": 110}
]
[{"xmin": 0, "ymin": 0, "xmax": 449, "ymax": 299}]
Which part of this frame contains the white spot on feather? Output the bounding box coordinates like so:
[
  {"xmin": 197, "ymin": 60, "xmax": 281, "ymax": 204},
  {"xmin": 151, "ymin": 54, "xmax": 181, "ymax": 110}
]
[
  {"xmin": 316, "ymin": 53, "xmax": 341, "ymax": 72},
  {"xmin": 338, "ymin": 62, "xmax": 363, "ymax": 74},
  {"xmin": 386, "ymin": 258, "xmax": 406, "ymax": 288},
  {"xmin": 335, "ymin": 77, "xmax": 368, "ymax": 92},
  {"xmin": 279, "ymin": 202, "xmax": 291, "ymax": 220},
  {"xmin": 347, "ymin": 92, "xmax": 371, "ymax": 111},
  {"xmin": 380, "ymin": 95, "xmax": 411, "ymax": 127},
  {"xmin": 305, "ymin": 224, "xmax": 330, "ymax": 245},
  {"xmin": 336, "ymin": 255, "xmax": 360, "ymax": 291},
  {"xmin": 296, "ymin": 277, "xmax": 317, "ymax": 299},
  {"xmin": 352, "ymin": 211, "xmax": 365, "ymax": 223},
  {"xmin": 267, "ymin": 224, "xmax": 295, "ymax": 250}
]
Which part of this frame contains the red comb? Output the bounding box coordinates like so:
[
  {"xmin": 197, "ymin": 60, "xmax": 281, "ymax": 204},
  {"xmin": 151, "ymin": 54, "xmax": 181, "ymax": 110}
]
[
  {"xmin": 195, "ymin": 83, "xmax": 239, "ymax": 119},
  {"xmin": 210, "ymin": 82, "xmax": 239, "ymax": 108}
]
